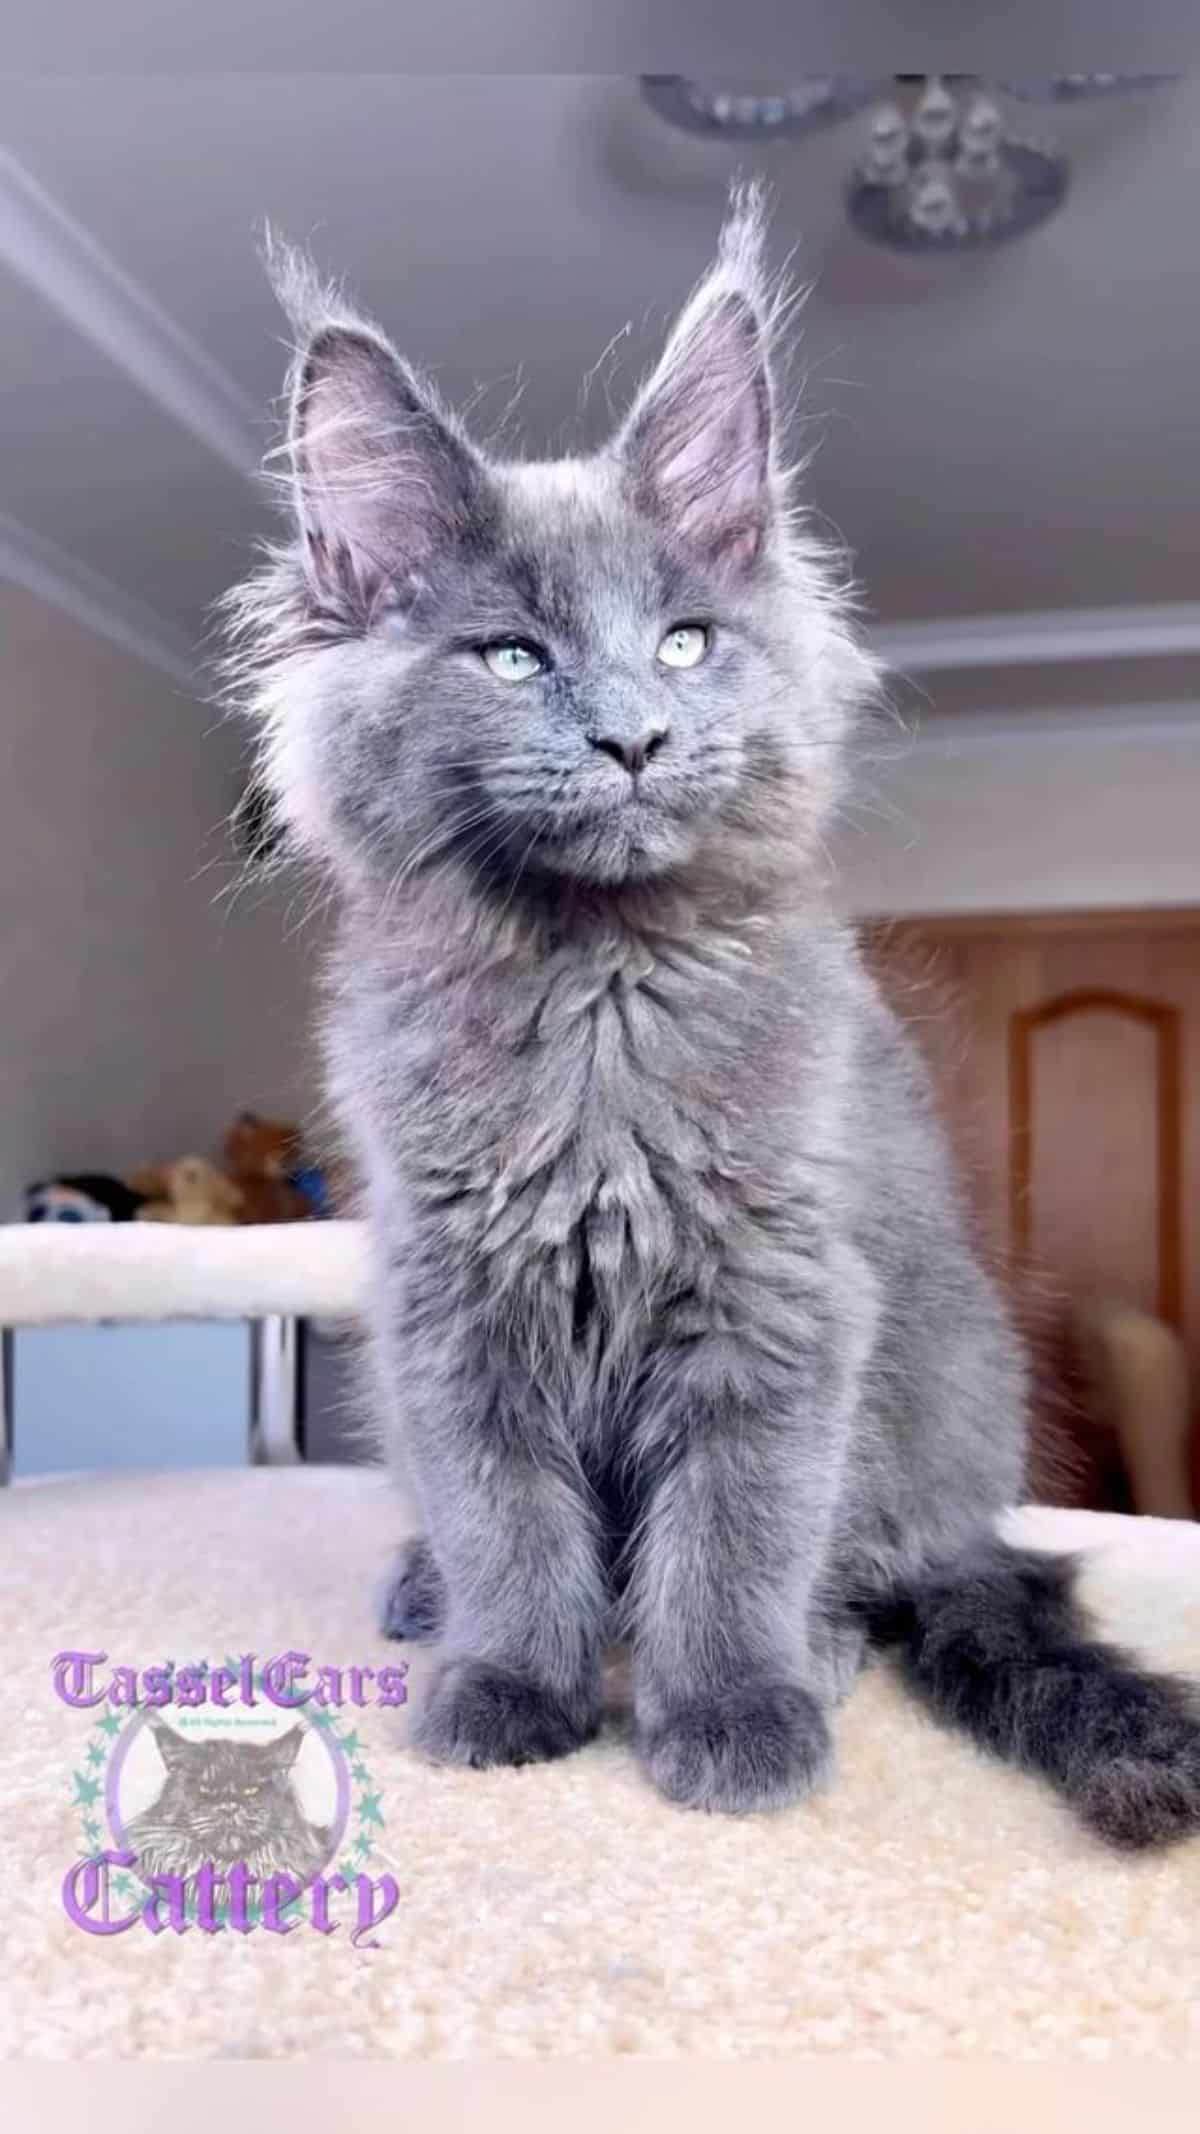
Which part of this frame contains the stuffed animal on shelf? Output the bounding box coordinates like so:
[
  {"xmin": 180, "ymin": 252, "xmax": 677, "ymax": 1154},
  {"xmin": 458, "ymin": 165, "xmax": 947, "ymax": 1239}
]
[
  {"xmin": 131, "ymin": 1155, "xmax": 244, "ymax": 1227},
  {"xmin": 24, "ymin": 1174, "xmax": 147, "ymax": 1223},
  {"xmin": 223, "ymin": 1111, "xmax": 313, "ymax": 1224}
]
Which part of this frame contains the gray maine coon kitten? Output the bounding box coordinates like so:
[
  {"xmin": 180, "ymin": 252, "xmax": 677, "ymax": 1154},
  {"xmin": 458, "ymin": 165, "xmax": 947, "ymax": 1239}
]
[{"xmin": 225, "ymin": 191, "xmax": 1200, "ymax": 1845}]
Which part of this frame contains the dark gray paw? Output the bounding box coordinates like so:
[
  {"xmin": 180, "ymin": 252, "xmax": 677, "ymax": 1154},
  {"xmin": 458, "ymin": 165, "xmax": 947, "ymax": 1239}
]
[
  {"xmin": 413, "ymin": 1656, "xmax": 598, "ymax": 1770},
  {"xmin": 639, "ymin": 1680, "xmax": 832, "ymax": 1814},
  {"xmin": 378, "ymin": 1536, "xmax": 447, "ymax": 1642}
]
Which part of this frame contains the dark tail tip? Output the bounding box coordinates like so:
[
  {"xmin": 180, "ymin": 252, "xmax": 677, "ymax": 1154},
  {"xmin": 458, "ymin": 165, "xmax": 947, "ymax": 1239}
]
[
  {"xmin": 1070, "ymin": 1675, "xmax": 1200, "ymax": 1850},
  {"xmin": 869, "ymin": 1537, "xmax": 1200, "ymax": 1852}
]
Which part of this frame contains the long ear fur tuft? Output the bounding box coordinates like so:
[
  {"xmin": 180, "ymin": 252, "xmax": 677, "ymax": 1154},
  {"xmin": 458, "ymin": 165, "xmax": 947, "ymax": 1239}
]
[
  {"xmin": 262, "ymin": 232, "xmax": 487, "ymax": 622},
  {"xmin": 618, "ymin": 182, "xmax": 785, "ymax": 572}
]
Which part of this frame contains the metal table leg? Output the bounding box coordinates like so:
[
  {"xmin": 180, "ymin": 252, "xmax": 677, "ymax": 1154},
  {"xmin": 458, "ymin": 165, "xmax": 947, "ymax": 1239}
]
[
  {"xmin": 248, "ymin": 1314, "xmax": 303, "ymax": 1465},
  {"xmin": 0, "ymin": 1328, "xmax": 12, "ymax": 1486}
]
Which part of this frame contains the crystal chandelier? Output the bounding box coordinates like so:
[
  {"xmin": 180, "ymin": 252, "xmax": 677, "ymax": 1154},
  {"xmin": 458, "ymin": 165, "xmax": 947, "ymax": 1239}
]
[
  {"xmin": 639, "ymin": 75, "xmax": 1177, "ymax": 254},
  {"xmin": 848, "ymin": 77, "xmax": 1066, "ymax": 251}
]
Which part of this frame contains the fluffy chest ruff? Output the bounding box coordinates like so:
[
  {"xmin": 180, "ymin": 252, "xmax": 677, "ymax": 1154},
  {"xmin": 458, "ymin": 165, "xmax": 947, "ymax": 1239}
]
[{"xmin": 339, "ymin": 893, "xmax": 815, "ymax": 1413}]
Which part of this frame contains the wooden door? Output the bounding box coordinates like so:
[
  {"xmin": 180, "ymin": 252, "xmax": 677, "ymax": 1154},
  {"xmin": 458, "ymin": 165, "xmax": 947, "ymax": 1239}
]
[{"xmin": 867, "ymin": 913, "xmax": 1200, "ymax": 1513}]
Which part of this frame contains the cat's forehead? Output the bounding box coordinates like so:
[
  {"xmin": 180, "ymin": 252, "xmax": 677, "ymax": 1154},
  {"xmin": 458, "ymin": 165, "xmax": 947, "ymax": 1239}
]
[
  {"xmin": 201, "ymin": 1736, "xmax": 261, "ymax": 1761},
  {"xmin": 489, "ymin": 453, "xmax": 672, "ymax": 626},
  {"xmin": 496, "ymin": 453, "xmax": 622, "ymax": 526}
]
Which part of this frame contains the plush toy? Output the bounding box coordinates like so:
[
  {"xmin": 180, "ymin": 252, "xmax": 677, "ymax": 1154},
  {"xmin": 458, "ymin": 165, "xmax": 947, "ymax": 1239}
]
[
  {"xmin": 24, "ymin": 1173, "xmax": 146, "ymax": 1223},
  {"xmin": 223, "ymin": 1112, "xmax": 312, "ymax": 1225},
  {"xmin": 132, "ymin": 1155, "xmax": 244, "ymax": 1227}
]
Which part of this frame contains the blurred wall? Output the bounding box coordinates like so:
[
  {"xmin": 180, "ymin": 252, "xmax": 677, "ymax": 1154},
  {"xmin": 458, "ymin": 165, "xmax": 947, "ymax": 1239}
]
[
  {"xmin": 834, "ymin": 712, "xmax": 1200, "ymax": 919},
  {"xmin": 0, "ymin": 581, "xmax": 320, "ymax": 1218}
]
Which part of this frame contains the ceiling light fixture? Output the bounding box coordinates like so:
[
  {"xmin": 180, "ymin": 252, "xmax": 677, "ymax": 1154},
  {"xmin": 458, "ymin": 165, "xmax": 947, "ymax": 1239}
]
[
  {"xmin": 639, "ymin": 74, "xmax": 1178, "ymax": 254},
  {"xmin": 639, "ymin": 76, "xmax": 878, "ymax": 142},
  {"xmin": 848, "ymin": 76, "xmax": 1066, "ymax": 252}
]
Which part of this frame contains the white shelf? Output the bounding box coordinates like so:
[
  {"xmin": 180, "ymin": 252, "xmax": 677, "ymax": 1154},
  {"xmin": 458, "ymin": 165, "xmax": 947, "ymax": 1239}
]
[{"xmin": 0, "ymin": 1218, "xmax": 370, "ymax": 1326}]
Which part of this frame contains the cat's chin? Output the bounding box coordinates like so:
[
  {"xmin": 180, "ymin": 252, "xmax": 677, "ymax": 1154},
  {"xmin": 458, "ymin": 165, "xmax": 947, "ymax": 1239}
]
[{"xmin": 529, "ymin": 808, "xmax": 704, "ymax": 888}]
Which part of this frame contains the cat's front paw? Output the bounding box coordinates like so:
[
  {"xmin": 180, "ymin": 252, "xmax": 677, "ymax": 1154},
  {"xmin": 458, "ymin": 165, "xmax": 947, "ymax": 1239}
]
[
  {"xmin": 639, "ymin": 1680, "xmax": 832, "ymax": 1814},
  {"xmin": 413, "ymin": 1656, "xmax": 597, "ymax": 1770},
  {"xmin": 378, "ymin": 1535, "xmax": 447, "ymax": 1642}
]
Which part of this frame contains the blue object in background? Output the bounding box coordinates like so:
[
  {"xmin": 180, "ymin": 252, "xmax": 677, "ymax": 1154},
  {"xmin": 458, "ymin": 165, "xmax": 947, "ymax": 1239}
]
[
  {"xmin": 13, "ymin": 1321, "xmax": 250, "ymax": 1477},
  {"xmin": 288, "ymin": 1164, "xmax": 334, "ymax": 1219}
]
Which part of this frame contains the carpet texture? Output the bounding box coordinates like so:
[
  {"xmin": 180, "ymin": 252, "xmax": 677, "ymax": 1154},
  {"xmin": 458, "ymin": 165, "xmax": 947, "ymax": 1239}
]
[{"xmin": 1, "ymin": 1467, "xmax": 1197, "ymax": 2060}]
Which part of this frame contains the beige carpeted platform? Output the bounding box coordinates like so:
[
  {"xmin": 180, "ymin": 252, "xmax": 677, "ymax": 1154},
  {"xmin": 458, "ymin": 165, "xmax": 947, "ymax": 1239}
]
[{"xmin": 1, "ymin": 1466, "xmax": 1198, "ymax": 2060}]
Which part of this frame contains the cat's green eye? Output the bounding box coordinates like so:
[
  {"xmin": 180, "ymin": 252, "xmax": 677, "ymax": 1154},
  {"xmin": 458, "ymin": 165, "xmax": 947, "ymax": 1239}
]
[
  {"xmin": 656, "ymin": 623, "xmax": 710, "ymax": 671},
  {"xmin": 481, "ymin": 640, "xmax": 544, "ymax": 684}
]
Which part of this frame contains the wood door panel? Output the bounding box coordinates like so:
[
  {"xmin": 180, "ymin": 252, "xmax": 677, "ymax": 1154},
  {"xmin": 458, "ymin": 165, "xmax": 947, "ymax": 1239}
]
[
  {"xmin": 1011, "ymin": 991, "xmax": 1180, "ymax": 1328},
  {"xmin": 867, "ymin": 912, "xmax": 1199, "ymax": 1514}
]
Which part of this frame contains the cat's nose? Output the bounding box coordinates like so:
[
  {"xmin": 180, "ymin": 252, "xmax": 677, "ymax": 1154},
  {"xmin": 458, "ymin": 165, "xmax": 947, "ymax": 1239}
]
[{"xmin": 589, "ymin": 724, "xmax": 669, "ymax": 776}]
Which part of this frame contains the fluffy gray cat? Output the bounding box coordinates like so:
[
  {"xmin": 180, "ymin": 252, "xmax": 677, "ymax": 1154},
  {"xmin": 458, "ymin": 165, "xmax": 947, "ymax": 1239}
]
[{"xmin": 225, "ymin": 191, "xmax": 1200, "ymax": 1846}]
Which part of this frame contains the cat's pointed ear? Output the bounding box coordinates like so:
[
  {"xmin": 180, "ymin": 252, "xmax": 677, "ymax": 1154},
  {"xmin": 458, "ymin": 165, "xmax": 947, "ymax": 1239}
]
[
  {"xmin": 266, "ymin": 1725, "xmax": 305, "ymax": 1773},
  {"xmin": 617, "ymin": 189, "xmax": 777, "ymax": 572},
  {"xmin": 149, "ymin": 1720, "xmax": 189, "ymax": 1771},
  {"xmin": 271, "ymin": 242, "xmax": 488, "ymax": 618}
]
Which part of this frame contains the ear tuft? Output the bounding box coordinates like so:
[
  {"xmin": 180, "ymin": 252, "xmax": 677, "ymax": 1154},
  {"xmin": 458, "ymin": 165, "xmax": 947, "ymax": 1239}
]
[
  {"xmin": 618, "ymin": 184, "xmax": 778, "ymax": 572},
  {"xmin": 261, "ymin": 226, "xmax": 343, "ymax": 347},
  {"xmin": 716, "ymin": 179, "xmax": 772, "ymax": 305},
  {"xmin": 265, "ymin": 239, "xmax": 487, "ymax": 621}
]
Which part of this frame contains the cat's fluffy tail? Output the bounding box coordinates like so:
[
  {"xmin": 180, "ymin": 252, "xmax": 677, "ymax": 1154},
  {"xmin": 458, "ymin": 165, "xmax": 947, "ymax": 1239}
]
[{"xmin": 867, "ymin": 1537, "xmax": 1200, "ymax": 1850}]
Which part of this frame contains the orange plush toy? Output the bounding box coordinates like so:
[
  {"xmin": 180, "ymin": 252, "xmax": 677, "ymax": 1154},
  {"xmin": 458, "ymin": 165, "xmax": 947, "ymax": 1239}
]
[{"xmin": 223, "ymin": 1111, "xmax": 312, "ymax": 1225}]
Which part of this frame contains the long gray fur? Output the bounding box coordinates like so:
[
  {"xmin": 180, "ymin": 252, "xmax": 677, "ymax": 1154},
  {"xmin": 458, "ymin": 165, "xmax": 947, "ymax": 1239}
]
[{"xmin": 223, "ymin": 189, "xmax": 1200, "ymax": 1844}]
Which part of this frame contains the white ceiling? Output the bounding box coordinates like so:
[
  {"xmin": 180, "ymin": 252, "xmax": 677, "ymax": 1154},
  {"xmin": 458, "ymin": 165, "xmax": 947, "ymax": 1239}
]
[{"xmin": 1, "ymin": 71, "xmax": 1198, "ymax": 712}]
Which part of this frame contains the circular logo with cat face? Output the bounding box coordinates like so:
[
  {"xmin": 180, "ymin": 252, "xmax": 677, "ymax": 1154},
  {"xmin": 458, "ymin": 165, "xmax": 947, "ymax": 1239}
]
[
  {"xmin": 71, "ymin": 1657, "xmax": 387, "ymax": 1918},
  {"xmin": 111, "ymin": 1706, "xmax": 345, "ymax": 1886}
]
